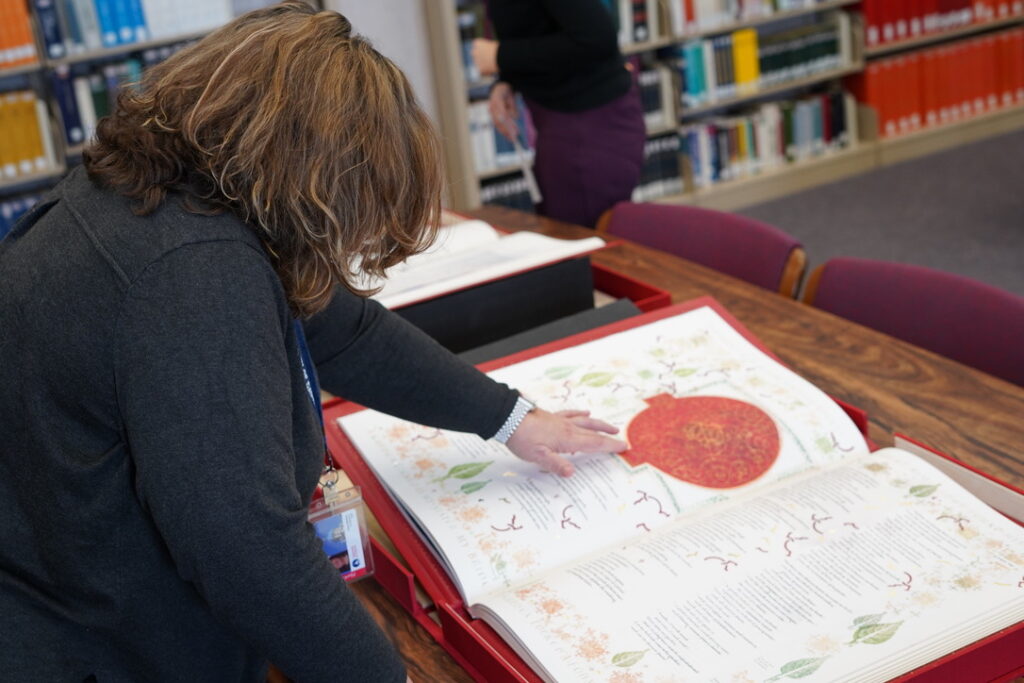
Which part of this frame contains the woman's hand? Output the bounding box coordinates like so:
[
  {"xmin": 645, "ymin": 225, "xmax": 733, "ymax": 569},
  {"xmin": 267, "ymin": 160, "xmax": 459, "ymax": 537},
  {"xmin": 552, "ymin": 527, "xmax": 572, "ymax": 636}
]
[
  {"xmin": 506, "ymin": 409, "xmax": 627, "ymax": 477},
  {"xmin": 471, "ymin": 38, "xmax": 500, "ymax": 77},
  {"xmin": 487, "ymin": 81, "xmax": 520, "ymax": 143}
]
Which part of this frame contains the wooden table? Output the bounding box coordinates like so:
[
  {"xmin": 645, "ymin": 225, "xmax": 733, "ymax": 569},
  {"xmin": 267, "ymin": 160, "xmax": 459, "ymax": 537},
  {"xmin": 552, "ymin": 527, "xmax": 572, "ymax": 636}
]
[{"xmin": 351, "ymin": 206, "xmax": 1024, "ymax": 682}]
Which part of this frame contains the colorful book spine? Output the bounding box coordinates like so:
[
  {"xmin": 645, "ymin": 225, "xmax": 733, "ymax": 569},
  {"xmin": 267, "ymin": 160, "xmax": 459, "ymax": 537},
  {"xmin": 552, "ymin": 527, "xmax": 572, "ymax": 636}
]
[
  {"xmin": 59, "ymin": 0, "xmax": 87, "ymax": 54},
  {"xmin": 51, "ymin": 64, "xmax": 85, "ymax": 146},
  {"xmin": 34, "ymin": 0, "xmax": 68, "ymax": 59},
  {"xmin": 1, "ymin": 0, "xmax": 39, "ymax": 67},
  {"xmin": 71, "ymin": 0, "xmax": 103, "ymax": 50},
  {"xmin": 0, "ymin": 91, "xmax": 55, "ymax": 179},
  {"xmin": 93, "ymin": 0, "xmax": 119, "ymax": 47},
  {"xmin": 125, "ymin": 0, "xmax": 148, "ymax": 42},
  {"xmin": 850, "ymin": 26, "xmax": 1024, "ymax": 139}
]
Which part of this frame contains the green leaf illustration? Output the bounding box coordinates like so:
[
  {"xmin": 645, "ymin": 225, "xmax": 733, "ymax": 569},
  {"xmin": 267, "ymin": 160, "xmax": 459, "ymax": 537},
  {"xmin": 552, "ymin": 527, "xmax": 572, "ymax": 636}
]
[
  {"xmin": 545, "ymin": 366, "xmax": 577, "ymax": 380},
  {"xmin": 611, "ymin": 650, "xmax": 647, "ymax": 667},
  {"xmin": 766, "ymin": 657, "xmax": 829, "ymax": 681},
  {"xmin": 580, "ymin": 372, "xmax": 614, "ymax": 387},
  {"xmin": 492, "ymin": 554, "xmax": 506, "ymax": 572},
  {"xmin": 815, "ymin": 437, "xmax": 834, "ymax": 453},
  {"xmin": 673, "ymin": 368, "xmax": 697, "ymax": 377},
  {"xmin": 850, "ymin": 621, "xmax": 903, "ymax": 645},
  {"xmin": 909, "ymin": 484, "xmax": 939, "ymax": 497},
  {"xmin": 434, "ymin": 461, "xmax": 493, "ymax": 483},
  {"xmin": 853, "ymin": 613, "xmax": 885, "ymax": 627},
  {"xmin": 638, "ymin": 369, "xmax": 654, "ymax": 379},
  {"xmin": 460, "ymin": 480, "xmax": 489, "ymax": 494}
]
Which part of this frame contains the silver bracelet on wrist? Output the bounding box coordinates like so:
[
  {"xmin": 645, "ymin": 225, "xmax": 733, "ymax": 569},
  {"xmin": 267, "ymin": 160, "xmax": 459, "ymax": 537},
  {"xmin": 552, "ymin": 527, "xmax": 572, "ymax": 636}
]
[{"xmin": 493, "ymin": 395, "xmax": 536, "ymax": 444}]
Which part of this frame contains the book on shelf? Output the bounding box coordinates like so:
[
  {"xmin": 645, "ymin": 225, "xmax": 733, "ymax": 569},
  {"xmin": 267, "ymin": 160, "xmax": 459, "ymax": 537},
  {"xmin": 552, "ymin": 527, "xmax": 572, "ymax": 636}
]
[
  {"xmin": 666, "ymin": 0, "xmax": 842, "ymax": 36},
  {"xmin": 678, "ymin": 12, "xmax": 851, "ymax": 109},
  {"xmin": 633, "ymin": 132, "xmax": 684, "ymax": 201},
  {"xmin": 0, "ymin": 192, "xmax": 43, "ymax": 239},
  {"xmin": 46, "ymin": 42, "xmax": 192, "ymax": 147},
  {"xmin": 456, "ymin": 1, "xmax": 489, "ymax": 85},
  {"xmin": 850, "ymin": 26, "xmax": 1024, "ymax": 138},
  {"xmin": 333, "ymin": 298, "xmax": 1024, "ymax": 683},
  {"xmin": 480, "ymin": 175, "xmax": 536, "ymax": 213},
  {"xmin": 0, "ymin": 0, "xmax": 40, "ymax": 68},
  {"xmin": 614, "ymin": 0, "xmax": 661, "ymax": 45},
  {"xmin": 0, "ymin": 91, "xmax": 58, "ymax": 180},
  {"xmin": 634, "ymin": 60, "xmax": 677, "ymax": 131},
  {"xmin": 468, "ymin": 94, "xmax": 535, "ymax": 176},
  {"xmin": 863, "ymin": 0, "xmax": 1024, "ymax": 47},
  {"xmin": 681, "ymin": 88, "xmax": 857, "ymax": 187},
  {"xmin": 359, "ymin": 215, "xmax": 604, "ymax": 310},
  {"xmin": 46, "ymin": 0, "xmax": 271, "ymax": 54}
]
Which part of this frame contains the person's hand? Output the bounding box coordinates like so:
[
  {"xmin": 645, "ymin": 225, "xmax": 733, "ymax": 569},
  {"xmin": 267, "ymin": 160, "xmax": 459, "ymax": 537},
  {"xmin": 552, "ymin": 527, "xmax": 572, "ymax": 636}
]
[
  {"xmin": 488, "ymin": 81, "xmax": 519, "ymax": 143},
  {"xmin": 471, "ymin": 38, "xmax": 500, "ymax": 77},
  {"xmin": 506, "ymin": 409, "xmax": 627, "ymax": 477}
]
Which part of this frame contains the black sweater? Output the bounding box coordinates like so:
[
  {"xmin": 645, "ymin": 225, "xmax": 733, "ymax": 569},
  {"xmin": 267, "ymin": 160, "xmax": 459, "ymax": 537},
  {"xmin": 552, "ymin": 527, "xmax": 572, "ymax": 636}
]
[
  {"xmin": 490, "ymin": 0, "xmax": 632, "ymax": 112},
  {"xmin": 0, "ymin": 167, "xmax": 517, "ymax": 681}
]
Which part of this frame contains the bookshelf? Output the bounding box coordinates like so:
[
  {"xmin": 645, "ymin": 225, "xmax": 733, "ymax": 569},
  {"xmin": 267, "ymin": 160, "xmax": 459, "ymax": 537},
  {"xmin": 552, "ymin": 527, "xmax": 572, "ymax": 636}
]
[
  {"xmin": 0, "ymin": 0, "xmax": 321, "ymax": 211},
  {"xmin": 426, "ymin": 0, "xmax": 1024, "ymax": 213}
]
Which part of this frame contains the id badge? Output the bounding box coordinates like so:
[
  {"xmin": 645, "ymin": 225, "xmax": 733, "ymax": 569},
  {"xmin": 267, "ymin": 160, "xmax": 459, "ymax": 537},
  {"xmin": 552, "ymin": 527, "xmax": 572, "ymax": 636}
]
[{"xmin": 308, "ymin": 485, "xmax": 374, "ymax": 583}]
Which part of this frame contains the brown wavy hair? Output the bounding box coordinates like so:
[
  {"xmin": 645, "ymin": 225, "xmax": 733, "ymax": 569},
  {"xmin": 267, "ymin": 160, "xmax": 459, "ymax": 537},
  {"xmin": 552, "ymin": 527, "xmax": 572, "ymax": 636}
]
[{"xmin": 84, "ymin": 0, "xmax": 441, "ymax": 316}]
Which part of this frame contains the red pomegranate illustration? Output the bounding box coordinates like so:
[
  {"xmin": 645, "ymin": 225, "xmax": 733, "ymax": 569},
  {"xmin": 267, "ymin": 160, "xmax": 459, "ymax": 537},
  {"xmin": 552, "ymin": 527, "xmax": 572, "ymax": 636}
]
[{"xmin": 623, "ymin": 394, "xmax": 780, "ymax": 488}]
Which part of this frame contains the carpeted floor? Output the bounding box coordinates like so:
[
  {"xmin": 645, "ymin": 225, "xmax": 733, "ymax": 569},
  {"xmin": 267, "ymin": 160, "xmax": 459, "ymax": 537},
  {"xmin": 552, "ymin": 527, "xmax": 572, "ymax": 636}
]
[{"xmin": 738, "ymin": 128, "xmax": 1024, "ymax": 298}]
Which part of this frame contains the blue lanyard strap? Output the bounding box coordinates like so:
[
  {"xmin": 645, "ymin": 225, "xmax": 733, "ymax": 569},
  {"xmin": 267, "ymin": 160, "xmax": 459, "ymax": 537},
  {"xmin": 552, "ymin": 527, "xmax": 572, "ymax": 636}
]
[{"xmin": 293, "ymin": 320, "xmax": 327, "ymax": 452}]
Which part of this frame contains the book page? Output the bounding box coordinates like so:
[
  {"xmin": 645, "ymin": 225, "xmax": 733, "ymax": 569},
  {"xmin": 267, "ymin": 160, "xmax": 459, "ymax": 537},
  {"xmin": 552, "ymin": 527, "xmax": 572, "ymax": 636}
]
[
  {"xmin": 370, "ymin": 230, "xmax": 605, "ymax": 309},
  {"xmin": 356, "ymin": 218, "xmax": 499, "ymax": 293},
  {"xmin": 338, "ymin": 306, "xmax": 869, "ymax": 605},
  {"xmin": 473, "ymin": 448, "xmax": 1024, "ymax": 683}
]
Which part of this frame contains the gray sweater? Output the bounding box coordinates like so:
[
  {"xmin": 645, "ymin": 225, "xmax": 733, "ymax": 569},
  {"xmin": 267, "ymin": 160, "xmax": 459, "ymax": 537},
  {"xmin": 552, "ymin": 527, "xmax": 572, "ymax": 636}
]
[{"xmin": 0, "ymin": 167, "xmax": 517, "ymax": 681}]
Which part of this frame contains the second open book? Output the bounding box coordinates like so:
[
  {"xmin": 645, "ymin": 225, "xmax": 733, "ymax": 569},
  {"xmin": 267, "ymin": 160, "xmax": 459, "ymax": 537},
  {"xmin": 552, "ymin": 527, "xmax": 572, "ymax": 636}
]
[{"xmin": 337, "ymin": 300, "xmax": 1024, "ymax": 682}]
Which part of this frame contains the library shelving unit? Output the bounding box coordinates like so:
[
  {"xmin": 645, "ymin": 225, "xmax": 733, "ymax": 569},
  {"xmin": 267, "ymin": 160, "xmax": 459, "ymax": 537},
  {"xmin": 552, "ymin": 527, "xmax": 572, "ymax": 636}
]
[
  {"xmin": 0, "ymin": 1, "xmax": 321, "ymax": 206},
  {"xmin": 425, "ymin": 0, "xmax": 1024, "ymax": 213}
]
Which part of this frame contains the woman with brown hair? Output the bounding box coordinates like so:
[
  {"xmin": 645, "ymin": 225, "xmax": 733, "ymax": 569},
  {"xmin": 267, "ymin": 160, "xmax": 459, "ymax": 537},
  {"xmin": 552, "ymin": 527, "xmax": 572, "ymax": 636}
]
[{"xmin": 0, "ymin": 2, "xmax": 624, "ymax": 681}]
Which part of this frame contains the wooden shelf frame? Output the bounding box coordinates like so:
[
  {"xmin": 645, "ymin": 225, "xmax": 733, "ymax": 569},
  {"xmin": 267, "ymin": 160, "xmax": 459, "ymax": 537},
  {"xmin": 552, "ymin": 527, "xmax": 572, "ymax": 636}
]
[
  {"xmin": 622, "ymin": 0, "xmax": 860, "ymax": 54},
  {"xmin": 865, "ymin": 14, "xmax": 1024, "ymax": 58}
]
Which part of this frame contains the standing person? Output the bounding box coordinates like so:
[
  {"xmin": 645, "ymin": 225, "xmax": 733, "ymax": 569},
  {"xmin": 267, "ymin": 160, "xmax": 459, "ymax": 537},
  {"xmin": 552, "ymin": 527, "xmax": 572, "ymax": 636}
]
[
  {"xmin": 0, "ymin": 2, "xmax": 626, "ymax": 681},
  {"xmin": 471, "ymin": 0, "xmax": 646, "ymax": 228}
]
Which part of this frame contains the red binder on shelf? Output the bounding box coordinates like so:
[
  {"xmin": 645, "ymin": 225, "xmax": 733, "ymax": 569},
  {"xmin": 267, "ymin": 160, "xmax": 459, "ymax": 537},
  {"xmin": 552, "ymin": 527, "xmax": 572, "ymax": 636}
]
[{"xmin": 323, "ymin": 297, "xmax": 1024, "ymax": 683}]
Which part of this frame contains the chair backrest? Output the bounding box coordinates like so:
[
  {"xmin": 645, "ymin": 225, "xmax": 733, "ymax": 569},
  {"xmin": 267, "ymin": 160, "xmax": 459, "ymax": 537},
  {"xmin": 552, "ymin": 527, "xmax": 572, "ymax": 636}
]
[
  {"xmin": 803, "ymin": 257, "xmax": 1024, "ymax": 387},
  {"xmin": 596, "ymin": 201, "xmax": 806, "ymax": 297}
]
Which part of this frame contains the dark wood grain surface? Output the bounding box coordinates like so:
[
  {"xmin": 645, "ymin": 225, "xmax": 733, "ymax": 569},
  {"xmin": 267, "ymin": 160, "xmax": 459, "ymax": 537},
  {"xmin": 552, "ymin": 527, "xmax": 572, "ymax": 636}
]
[{"xmin": 353, "ymin": 205, "xmax": 1023, "ymax": 682}]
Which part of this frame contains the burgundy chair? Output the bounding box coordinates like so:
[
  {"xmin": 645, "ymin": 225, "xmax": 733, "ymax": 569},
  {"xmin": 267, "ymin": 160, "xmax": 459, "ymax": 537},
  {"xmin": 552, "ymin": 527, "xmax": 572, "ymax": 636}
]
[
  {"xmin": 596, "ymin": 201, "xmax": 807, "ymax": 298},
  {"xmin": 803, "ymin": 257, "xmax": 1024, "ymax": 387}
]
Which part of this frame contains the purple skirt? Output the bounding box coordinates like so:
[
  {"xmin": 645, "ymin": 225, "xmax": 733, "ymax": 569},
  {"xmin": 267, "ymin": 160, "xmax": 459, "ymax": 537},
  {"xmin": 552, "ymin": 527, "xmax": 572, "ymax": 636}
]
[{"xmin": 524, "ymin": 84, "xmax": 646, "ymax": 228}]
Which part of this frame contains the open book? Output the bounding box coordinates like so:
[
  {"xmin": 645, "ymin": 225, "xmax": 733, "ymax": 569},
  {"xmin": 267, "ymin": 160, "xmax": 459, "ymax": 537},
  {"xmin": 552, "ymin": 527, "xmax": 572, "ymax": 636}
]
[
  {"xmin": 337, "ymin": 301, "xmax": 1024, "ymax": 682},
  {"xmin": 363, "ymin": 217, "xmax": 605, "ymax": 310}
]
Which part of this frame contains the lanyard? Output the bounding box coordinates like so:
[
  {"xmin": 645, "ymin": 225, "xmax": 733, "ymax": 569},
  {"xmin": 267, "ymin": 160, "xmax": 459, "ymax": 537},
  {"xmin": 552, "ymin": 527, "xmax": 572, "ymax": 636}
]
[{"xmin": 293, "ymin": 320, "xmax": 332, "ymax": 472}]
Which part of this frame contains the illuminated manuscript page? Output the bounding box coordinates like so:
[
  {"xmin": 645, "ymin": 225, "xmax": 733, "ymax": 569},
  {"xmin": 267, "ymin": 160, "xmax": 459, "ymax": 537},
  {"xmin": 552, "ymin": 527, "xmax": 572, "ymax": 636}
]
[
  {"xmin": 338, "ymin": 306, "xmax": 869, "ymax": 604},
  {"xmin": 473, "ymin": 448, "xmax": 1024, "ymax": 683},
  {"xmin": 364, "ymin": 219, "xmax": 605, "ymax": 309}
]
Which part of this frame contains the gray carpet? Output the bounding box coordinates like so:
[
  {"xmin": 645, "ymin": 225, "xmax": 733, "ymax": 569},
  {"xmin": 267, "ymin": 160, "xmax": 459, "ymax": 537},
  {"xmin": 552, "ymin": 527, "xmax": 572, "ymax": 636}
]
[{"xmin": 738, "ymin": 128, "xmax": 1024, "ymax": 298}]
